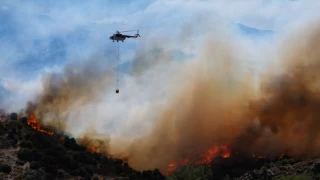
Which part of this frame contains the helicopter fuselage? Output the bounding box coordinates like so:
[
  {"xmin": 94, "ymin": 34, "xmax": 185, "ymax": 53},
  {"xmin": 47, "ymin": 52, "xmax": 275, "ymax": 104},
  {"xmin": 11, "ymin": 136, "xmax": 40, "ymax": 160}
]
[{"xmin": 110, "ymin": 34, "xmax": 126, "ymax": 42}]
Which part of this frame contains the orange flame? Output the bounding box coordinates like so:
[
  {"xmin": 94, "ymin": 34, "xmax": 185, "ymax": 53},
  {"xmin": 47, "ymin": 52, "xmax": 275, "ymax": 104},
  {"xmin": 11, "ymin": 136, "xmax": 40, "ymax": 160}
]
[
  {"xmin": 27, "ymin": 113, "xmax": 54, "ymax": 135},
  {"xmin": 164, "ymin": 144, "xmax": 286, "ymax": 176},
  {"xmin": 252, "ymin": 154, "xmax": 266, "ymax": 159},
  {"xmin": 164, "ymin": 145, "xmax": 231, "ymax": 175},
  {"xmin": 88, "ymin": 147, "xmax": 97, "ymax": 153}
]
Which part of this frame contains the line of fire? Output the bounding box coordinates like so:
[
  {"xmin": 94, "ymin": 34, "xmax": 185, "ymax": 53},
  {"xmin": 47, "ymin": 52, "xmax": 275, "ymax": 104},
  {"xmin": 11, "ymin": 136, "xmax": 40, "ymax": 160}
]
[{"xmin": 1, "ymin": 111, "xmax": 288, "ymax": 177}]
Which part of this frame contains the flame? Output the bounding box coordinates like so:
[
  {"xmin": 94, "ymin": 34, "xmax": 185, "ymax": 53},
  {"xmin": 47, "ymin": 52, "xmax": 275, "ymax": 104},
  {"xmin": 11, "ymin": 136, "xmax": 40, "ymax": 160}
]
[
  {"xmin": 27, "ymin": 113, "xmax": 54, "ymax": 135},
  {"xmin": 164, "ymin": 145, "xmax": 231, "ymax": 175},
  {"xmin": 164, "ymin": 145, "xmax": 287, "ymax": 176},
  {"xmin": 195, "ymin": 145, "xmax": 231, "ymax": 165},
  {"xmin": 88, "ymin": 147, "xmax": 97, "ymax": 153},
  {"xmin": 252, "ymin": 154, "xmax": 266, "ymax": 159}
]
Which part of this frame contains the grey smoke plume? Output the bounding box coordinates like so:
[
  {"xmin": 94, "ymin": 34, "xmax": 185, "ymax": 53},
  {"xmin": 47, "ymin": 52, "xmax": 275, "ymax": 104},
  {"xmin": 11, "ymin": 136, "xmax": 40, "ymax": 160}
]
[{"xmin": 25, "ymin": 18, "xmax": 320, "ymax": 174}]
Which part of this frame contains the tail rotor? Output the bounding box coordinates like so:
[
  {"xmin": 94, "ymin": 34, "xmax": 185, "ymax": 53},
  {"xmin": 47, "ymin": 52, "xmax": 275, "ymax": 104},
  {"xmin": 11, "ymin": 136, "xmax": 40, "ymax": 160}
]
[{"xmin": 135, "ymin": 30, "xmax": 140, "ymax": 37}]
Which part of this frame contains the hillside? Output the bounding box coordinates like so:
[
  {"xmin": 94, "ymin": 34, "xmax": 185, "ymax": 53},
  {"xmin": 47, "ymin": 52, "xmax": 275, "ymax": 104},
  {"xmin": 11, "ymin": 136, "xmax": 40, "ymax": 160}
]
[
  {"xmin": 0, "ymin": 115, "xmax": 165, "ymax": 180},
  {"xmin": 235, "ymin": 158, "xmax": 320, "ymax": 180},
  {"xmin": 166, "ymin": 156, "xmax": 320, "ymax": 180},
  {"xmin": 2, "ymin": 113, "xmax": 320, "ymax": 180}
]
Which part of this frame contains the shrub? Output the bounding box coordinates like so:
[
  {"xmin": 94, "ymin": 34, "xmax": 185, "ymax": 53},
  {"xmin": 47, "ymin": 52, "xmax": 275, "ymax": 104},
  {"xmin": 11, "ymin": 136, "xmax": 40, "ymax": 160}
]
[
  {"xmin": 281, "ymin": 159, "xmax": 296, "ymax": 165},
  {"xmin": 26, "ymin": 132, "xmax": 53, "ymax": 149},
  {"xmin": 64, "ymin": 137, "xmax": 86, "ymax": 151},
  {"xmin": 24, "ymin": 131, "xmax": 35, "ymax": 141},
  {"xmin": 123, "ymin": 162, "xmax": 133, "ymax": 174},
  {"xmin": 18, "ymin": 148, "xmax": 33, "ymax": 161},
  {"xmin": 36, "ymin": 133, "xmax": 53, "ymax": 147},
  {"xmin": 30, "ymin": 161, "xmax": 41, "ymax": 169},
  {"xmin": 10, "ymin": 112, "xmax": 18, "ymax": 120},
  {"xmin": 20, "ymin": 117, "xmax": 28, "ymax": 125},
  {"xmin": 167, "ymin": 164, "xmax": 213, "ymax": 180},
  {"xmin": 151, "ymin": 169, "xmax": 166, "ymax": 180},
  {"xmin": 0, "ymin": 163, "xmax": 11, "ymax": 174},
  {"xmin": 73, "ymin": 151, "xmax": 95, "ymax": 165},
  {"xmin": 44, "ymin": 145, "xmax": 65, "ymax": 157},
  {"xmin": 59, "ymin": 155, "xmax": 79, "ymax": 170},
  {"xmin": 20, "ymin": 140, "xmax": 33, "ymax": 148},
  {"xmin": 16, "ymin": 160, "xmax": 25, "ymax": 166},
  {"xmin": 43, "ymin": 155, "xmax": 58, "ymax": 166},
  {"xmin": 272, "ymin": 173, "xmax": 315, "ymax": 180},
  {"xmin": 85, "ymin": 165, "xmax": 94, "ymax": 175},
  {"xmin": 31, "ymin": 149, "xmax": 44, "ymax": 161},
  {"xmin": 78, "ymin": 167, "xmax": 90, "ymax": 177},
  {"xmin": 129, "ymin": 172, "xmax": 138, "ymax": 179},
  {"xmin": 92, "ymin": 152, "xmax": 102, "ymax": 161},
  {"xmin": 44, "ymin": 164, "xmax": 58, "ymax": 176},
  {"xmin": 17, "ymin": 123, "xmax": 23, "ymax": 130}
]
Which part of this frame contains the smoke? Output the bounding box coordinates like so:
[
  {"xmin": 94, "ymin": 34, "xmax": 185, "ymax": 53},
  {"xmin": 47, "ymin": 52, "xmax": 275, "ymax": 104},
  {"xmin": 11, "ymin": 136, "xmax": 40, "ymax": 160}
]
[
  {"xmin": 240, "ymin": 20, "xmax": 320, "ymax": 159},
  {"xmin": 102, "ymin": 19, "xmax": 320, "ymax": 172},
  {"xmin": 26, "ymin": 56, "xmax": 114, "ymax": 133},
  {"xmin": 21, "ymin": 11, "xmax": 320, "ymax": 175},
  {"xmin": 106, "ymin": 23, "xmax": 261, "ymax": 170}
]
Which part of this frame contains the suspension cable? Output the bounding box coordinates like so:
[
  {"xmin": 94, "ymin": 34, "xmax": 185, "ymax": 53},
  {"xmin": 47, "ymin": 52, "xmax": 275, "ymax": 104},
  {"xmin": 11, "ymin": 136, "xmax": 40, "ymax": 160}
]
[{"xmin": 117, "ymin": 41, "xmax": 120, "ymax": 89}]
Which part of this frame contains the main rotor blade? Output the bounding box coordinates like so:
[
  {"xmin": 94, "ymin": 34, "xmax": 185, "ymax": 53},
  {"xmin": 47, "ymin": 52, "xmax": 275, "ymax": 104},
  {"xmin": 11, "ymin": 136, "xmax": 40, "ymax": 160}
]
[{"xmin": 120, "ymin": 30, "xmax": 139, "ymax": 33}]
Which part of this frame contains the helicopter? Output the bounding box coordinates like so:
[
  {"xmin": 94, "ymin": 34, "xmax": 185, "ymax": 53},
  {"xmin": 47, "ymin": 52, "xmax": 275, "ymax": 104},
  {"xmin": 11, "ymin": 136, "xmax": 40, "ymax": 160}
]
[{"xmin": 109, "ymin": 30, "xmax": 140, "ymax": 42}]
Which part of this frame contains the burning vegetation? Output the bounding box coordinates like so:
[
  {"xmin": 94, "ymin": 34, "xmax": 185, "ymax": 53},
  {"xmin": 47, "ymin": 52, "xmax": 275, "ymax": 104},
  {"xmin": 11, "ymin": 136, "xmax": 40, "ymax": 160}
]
[
  {"xmin": 163, "ymin": 144, "xmax": 287, "ymax": 177},
  {"xmin": 164, "ymin": 145, "xmax": 231, "ymax": 175},
  {"xmin": 27, "ymin": 112, "xmax": 54, "ymax": 136}
]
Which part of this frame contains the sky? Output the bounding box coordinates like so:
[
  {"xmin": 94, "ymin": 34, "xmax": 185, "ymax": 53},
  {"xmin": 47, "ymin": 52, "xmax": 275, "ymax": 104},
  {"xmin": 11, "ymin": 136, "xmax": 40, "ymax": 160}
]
[{"xmin": 0, "ymin": 0, "xmax": 320, "ymax": 120}]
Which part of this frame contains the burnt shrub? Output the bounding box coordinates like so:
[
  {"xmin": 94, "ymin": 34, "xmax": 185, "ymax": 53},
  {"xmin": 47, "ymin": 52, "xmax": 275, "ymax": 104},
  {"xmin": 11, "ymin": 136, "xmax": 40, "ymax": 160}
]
[
  {"xmin": 20, "ymin": 140, "xmax": 33, "ymax": 148},
  {"xmin": 0, "ymin": 163, "xmax": 11, "ymax": 174}
]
